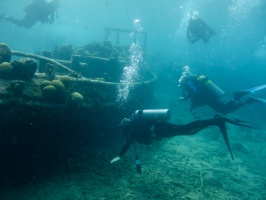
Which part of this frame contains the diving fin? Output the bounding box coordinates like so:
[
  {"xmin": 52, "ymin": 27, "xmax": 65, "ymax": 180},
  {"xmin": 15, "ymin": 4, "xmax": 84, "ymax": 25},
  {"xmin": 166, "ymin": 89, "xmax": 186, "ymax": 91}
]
[
  {"xmin": 234, "ymin": 84, "xmax": 266, "ymax": 101},
  {"xmin": 245, "ymin": 84, "xmax": 266, "ymax": 93},
  {"xmin": 246, "ymin": 96, "xmax": 266, "ymax": 104},
  {"xmin": 215, "ymin": 113, "xmax": 260, "ymax": 160},
  {"xmin": 254, "ymin": 97, "xmax": 266, "ymax": 103},
  {"xmin": 217, "ymin": 119, "xmax": 234, "ymax": 160},
  {"xmin": 216, "ymin": 113, "xmax": 259, "ymax": 130}
]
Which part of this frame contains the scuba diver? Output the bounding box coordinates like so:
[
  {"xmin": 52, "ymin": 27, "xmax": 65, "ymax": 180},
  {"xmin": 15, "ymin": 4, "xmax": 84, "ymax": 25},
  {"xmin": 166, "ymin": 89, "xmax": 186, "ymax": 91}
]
[
  {"xmin": 186, "ymin": 11, "xmax": 216, "ymax": 44},
  {"xmin": 178, "ymin": 66, "xmax": 266, "ymax": 116},
  {"xmin": 111, "ymin": 109, "xmax": 257, "ymax": 173},
  {"xmin": 0, "ymin": 0, "xmax": 59, "ymax": 28}
]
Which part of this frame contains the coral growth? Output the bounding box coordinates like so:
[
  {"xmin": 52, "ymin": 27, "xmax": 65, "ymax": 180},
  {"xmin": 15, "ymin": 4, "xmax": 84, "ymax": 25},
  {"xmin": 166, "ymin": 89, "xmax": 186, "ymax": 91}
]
[
  {"xmin": 0, "ymin": 62, "xmax": 13, "ymax": 78},
  {"xmin": 40, "ymin": 78, "xmax": 67, "ymax": 102},
  {"xmin": 40, "ymin": 80, "xmax": 51, "ymax": 89},
  {"xmin": 8, "ymin": 80, "xmax": 26, "ymax": 96},
  {"xmin": 59, "ymin": 75, "xmax": 72, "ymax": 88},
  {"xmin": 44, "ymin": 63, "xmax": 56, "ymax": 80},
  {"xmin": 11, "ymin": 58, "xmax": 37, "ymax": 79},
  {"xmin": 69, "ymin": 92, "xmax": 84, "ymax": 106},
  {"xmin": 42, "ymin": 85, "xmax": 56, "ymax": 100},
  {"xmin": 0, "ymin": 43, "xmax": 11, "ymax": 64},
  {"xmin": 51, "ymin": 80, "xmax": 65, "ymax": 95}
]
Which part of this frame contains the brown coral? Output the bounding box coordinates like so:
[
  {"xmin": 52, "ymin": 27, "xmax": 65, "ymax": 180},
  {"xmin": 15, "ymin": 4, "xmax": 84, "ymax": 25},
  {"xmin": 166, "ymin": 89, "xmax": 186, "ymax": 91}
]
[
  {"xmin": 11, "ymin": 58, "xmax": 37, "ymax": 79},
  {"xmin": 0, "ymin": 62, "xmax": 13, "ymax": 79},
  {"xmin": 0, "ymin": 43, "xmax": 11, "ymax": 64}
]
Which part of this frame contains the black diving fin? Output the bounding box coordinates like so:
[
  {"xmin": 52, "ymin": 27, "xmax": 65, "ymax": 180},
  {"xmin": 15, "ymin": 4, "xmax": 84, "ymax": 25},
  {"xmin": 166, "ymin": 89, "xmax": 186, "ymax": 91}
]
[
  {"xmin": 219, "ymin": 114, "xmax": 260, "ymax": 130},
  {"xmin": 217, "ymin": 119, "xmax": 234, "ymax": 160},
  {"xmin": 234, "ymin": 84, "xmax": 266, "ymax": 101},
  {"xmin": 215, "ymin": 113, "xmax": 259, "ymax": 160}
]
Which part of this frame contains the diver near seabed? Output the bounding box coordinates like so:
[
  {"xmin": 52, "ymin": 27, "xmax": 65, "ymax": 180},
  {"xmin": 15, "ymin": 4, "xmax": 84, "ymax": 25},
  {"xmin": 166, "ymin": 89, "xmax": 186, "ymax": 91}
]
[
  {"xmin": 0, "ymin": 0, "xmax": 59, "ymax": 28},
  {"xmin": 178, "ymin": 66, "xmax": 266, "ymax": 117},
  {"xmin": 186, "ymin": 11, "xmax": 216, "ymax": 44},
  {"xmin": 110, "ymin": 109, "xmax": 258, "ymax": 173}
]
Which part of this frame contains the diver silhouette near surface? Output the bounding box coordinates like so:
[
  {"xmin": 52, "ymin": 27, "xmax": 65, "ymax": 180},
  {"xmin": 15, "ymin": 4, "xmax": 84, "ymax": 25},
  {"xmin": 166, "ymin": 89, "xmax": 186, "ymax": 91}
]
[
  {"xmin": 186, "ymin": 11, "xmax": 216, "ymax": 44},
  {"xmin": 178, "ymin": 66, "xmax": 266, "ymax": 116},
  {"xmin": 0, "ymin": 0, "xmax": 59, "ymax": 28},
  {"xmin": 111, "ymin": 109, "xmax": 258, "ymax": 173}
]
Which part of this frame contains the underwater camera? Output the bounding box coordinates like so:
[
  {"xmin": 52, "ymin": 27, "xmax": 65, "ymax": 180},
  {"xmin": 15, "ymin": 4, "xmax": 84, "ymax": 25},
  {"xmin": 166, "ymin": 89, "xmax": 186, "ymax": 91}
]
[{"xmin": 134, "ymin": 109, "xmax": 171, "ymax": 121}]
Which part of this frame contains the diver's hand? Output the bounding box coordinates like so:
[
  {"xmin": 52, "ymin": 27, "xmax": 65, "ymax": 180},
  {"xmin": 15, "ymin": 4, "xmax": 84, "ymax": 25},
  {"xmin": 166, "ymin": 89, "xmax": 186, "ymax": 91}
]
[{"xmin": 111, "ymin": 156, "xmax": 121, "ymax": 163}]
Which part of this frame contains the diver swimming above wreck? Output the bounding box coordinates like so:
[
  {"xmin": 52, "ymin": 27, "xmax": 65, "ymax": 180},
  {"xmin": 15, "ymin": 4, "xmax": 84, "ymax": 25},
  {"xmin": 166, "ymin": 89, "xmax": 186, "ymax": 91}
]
[
  {"xmin": 0, "ymin": 0, "xmax": 59, "ymax": 28},
  {"xmin": 186, "ymin": 11, "xmax": 216, "ymax": 44},
  {"xmin": 178, "ymin": 66, "xmax": 266, "ymax": 117}
]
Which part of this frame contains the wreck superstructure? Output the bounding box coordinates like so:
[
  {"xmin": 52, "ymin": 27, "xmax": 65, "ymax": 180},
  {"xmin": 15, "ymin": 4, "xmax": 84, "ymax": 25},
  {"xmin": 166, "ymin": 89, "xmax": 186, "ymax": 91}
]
[{"xmin": 0, "ymin": 28, "xmax": 155, "ymax": 140}]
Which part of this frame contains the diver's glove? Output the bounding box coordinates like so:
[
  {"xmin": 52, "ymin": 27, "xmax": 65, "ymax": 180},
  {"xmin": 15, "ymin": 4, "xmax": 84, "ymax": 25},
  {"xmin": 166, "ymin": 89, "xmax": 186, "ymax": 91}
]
[{"xmin": 111, "ymin": 156, "xmax": 121, "ymax": 163}]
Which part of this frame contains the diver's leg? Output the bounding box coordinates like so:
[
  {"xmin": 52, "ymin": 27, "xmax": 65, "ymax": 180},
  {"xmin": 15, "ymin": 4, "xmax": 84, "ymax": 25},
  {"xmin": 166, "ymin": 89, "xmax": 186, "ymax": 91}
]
[
  {"xmin": 155, "ymin": 114, "xmax": 257, "ymax": 160},
  {"xmin": 154, "ymin": 116, "xmax": 234, "ymax": 159},
  {"xmin": 225, "ymin": 96, "xmax": 265, "ymax": 114},
  {"xmin": 6, "ymin": 17, "xmax": 25, "ymax": 27},
  {"xmin": 154, "ymin": 118, "xmax": 221, "ymax": 138},
  {"xmin": 209, "ymin": 100, "xmax": 227, "ymax": 114},
  {"xmin": 224, "ymin": 99, "xmax": 245, "ymax": 114},
  {"xmin": 5, "ymin": 16, "xmax": 35, "ymax": 28}
]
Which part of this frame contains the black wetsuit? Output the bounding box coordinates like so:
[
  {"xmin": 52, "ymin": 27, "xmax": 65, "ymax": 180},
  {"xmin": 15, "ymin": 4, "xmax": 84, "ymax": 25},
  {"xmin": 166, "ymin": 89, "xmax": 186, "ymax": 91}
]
[
  {"xmin": 117, "ymin": 109, "xmax": 257, "ymax": 160},
  {"xmin": 119, "ymin": 117, "xmax": 223, "ymax": 157},
  {"xmin": 119, "ymin": 119, "xmax": 155, "ymax": 157},
  {"xmin": 209, "ymin": 99, "xmax": 245, "ymax": 115},
  {"xmin": 6, "ymin": 0, "xmax": 57, "ymax": 28},
  {"xmin": 181, "ymin": 77, "xmax": 245, "ymax": 115},
  {"xmin": 187, "ymin": 18, "xmax": 216, "ymax": 44}
]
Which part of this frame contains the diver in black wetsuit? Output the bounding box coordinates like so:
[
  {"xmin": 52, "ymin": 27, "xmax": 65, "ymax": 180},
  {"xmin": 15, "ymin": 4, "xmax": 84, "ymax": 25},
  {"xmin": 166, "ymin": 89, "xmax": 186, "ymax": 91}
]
[
  {"xmin": 110, "ymin": 109, "xmax": 256, "ymax": 167},
  {"xmin": 1, "ymin": 0, "xmax": 58, "ymax": 28},
  {"xmin": 178, "ymin": 66, "xmax": 266, "ymax": 116},
  {"xmin": 186, "ymin": 11, "xmax": 216, "ymax": 44}
]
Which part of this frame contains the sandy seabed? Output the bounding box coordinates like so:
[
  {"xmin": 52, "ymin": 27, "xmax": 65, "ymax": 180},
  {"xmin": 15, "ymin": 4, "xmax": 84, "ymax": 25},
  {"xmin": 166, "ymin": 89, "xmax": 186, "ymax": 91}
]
[
  {"xmin": 1, "ymin": 88, "xmax": 266, "ymax": 200},
  {"xmin": 1, "ymin": 113, "xmax": 265, "ymax": 200}
]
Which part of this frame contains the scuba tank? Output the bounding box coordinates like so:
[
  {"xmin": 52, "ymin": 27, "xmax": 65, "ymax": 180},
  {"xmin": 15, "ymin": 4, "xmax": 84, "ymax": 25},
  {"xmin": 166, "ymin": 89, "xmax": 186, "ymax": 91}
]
[
  {"xmin": 131, "ymin": 109, "xmax": 171, "ymax": 173},
  {"xmin": 197, "ymin": 75, "xmax": 225, "ymax": 100},
  {"xmin": 134, "ymin": 109, "xmax": 171, "ymax": 121}
]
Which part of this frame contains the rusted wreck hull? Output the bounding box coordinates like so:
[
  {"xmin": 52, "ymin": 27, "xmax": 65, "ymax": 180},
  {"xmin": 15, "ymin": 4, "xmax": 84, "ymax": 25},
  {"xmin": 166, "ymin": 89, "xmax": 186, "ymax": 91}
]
[{"xmin": 0, "ymin": 49, "xmax": 156, "ymax": 137}]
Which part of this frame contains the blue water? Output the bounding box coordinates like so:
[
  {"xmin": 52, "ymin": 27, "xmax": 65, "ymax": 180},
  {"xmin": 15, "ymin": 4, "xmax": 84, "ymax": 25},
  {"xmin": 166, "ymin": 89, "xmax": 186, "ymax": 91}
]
[
  {"xmin": 1, "ymin": 0, "xmax": 266, "ymax": 199},
  {"xmin": 1, "ymin": 0, "xmax": 266, "ymax": 84}
]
